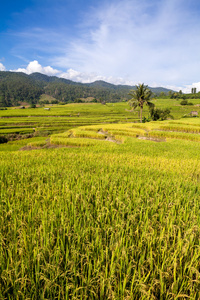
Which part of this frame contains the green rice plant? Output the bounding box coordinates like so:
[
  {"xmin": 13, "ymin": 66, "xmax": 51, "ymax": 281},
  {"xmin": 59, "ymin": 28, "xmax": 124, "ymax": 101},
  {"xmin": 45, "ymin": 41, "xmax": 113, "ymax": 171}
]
[
  {"xmin": 160, "ymin": 124, "xmax": 200, "ymax": 133},
  {"xmin": 71, "ymin": 129, "xmax": 106, "ymax": 139},
  {"xmin": 50, "ymin": 136, "xmax": 108, "ymax": 146},
  {"xmin": 1, "ymin": 144, "xmax": 200, "ymax": 299},
  {"xmin": 148, "ymin": 130, "xmax": 200, "ymax": 142},
  {"xmin": 106, "ymin": 129, "xmax": 140, "ymax": 138},
  {"xmin": 170, "ymin": 118, "xmax": 200, "ymax": 126},
  {"xmin": 2, "ymin": 104, "xmax": 200, "ymax": 298},
  {"xmin": 51, "ymin": 130, "xmax": 72, "ymax": 138},
  {"xmin": 81, "ymin": 125, "xmax": 104, "ymax": 131},
  {"xmin": 0, "ymin": 136, "xmax": 47, "ymax": 151},
  {"xmin": 131, "ymin": 122, "xmax": 164, "ymax": 131},
  {"xmin": 50, "ymin": 124, "xmax": 146, "ymax": 146},
  {"xmin": 106, "ymin": 128, "xmax": 146, "ymax": 137},
  {"xmin": 100, "ymin": 123, "xmax": 134, "ymax": 130},
  {"xmin": 110, "ymin": 134, "xmax": 127, "ymax": 143},
  {"xmin": 0, "ymin": 128, "xmax": 34, "ymax": 135},
  {"xmin": 27, "ymin": 141, "xmax": 47, "ymax": 148},
  {"xmin": 0, "ymin": 124, "xmax": 36, "ymax": 129}
]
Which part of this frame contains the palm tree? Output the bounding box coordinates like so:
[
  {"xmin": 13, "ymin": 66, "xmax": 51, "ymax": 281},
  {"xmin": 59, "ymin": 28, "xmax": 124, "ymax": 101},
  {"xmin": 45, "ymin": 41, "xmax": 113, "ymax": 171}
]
[{"xmin": 128, "ymin": 83, "xmax": 154, "ymax": 123}]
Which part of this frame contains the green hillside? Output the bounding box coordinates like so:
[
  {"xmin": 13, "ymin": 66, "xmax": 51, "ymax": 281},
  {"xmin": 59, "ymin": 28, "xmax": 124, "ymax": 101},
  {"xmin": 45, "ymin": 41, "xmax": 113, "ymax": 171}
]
[{"xmin": 0, "ymin": 71, "xmax": 174, "ymax": 107}]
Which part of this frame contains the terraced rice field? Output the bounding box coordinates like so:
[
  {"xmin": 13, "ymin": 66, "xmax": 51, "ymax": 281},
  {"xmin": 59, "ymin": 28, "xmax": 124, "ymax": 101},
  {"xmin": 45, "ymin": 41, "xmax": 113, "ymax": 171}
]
[
  {"xmin": 1, "ymin": 103, "xmax": 200, "ymax": 299},
  {"xmin": 49, "ymin": 119, "xmax": 200, "ymax": 147}
]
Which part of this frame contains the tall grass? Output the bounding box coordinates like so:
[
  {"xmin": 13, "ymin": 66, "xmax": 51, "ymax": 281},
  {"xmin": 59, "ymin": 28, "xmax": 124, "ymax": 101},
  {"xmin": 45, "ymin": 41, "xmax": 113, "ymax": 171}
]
[
  {"xmin": 160, "ymin": 124, "xmax": 200, "ymax": 133},
  {"xmin": 1, "ymin": 106, "xmax": 200, "ymax": 298},
  {"xmin": 1, "ymin": 133, "xmax": 200, "ymax": 298},
  {"xmin": 148, "ymin": 130, "xmax": 200, "ymax": 142}
]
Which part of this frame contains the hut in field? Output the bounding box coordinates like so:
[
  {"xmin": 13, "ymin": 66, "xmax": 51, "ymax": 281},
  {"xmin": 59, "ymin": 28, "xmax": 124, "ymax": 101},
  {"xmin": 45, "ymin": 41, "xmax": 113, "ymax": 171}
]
[
  {"xmin": 44, "ymin": 107, "xmax": 50, "ymax": 110},
  {"xmin": 190, "ymin": 111, "xmax": 198, "ymax": 116}
]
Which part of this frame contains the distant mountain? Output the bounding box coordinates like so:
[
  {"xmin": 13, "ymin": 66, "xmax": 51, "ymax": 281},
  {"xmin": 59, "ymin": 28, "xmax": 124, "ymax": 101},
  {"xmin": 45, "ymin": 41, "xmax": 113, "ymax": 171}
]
[
  {"xmin": 29, "ymin": 74, "xmax": 173, "ymax": 94},
  {"xmin": 149, "ymin": 86, "xmax": 173, "ymax": 94},
  {"xmin": 87, "ymin": 80, "xmax": 172, "ymax": 94},
  {"xmin": 87, "ymin": 80, "xmax": 121, "ymax": 89},
  {"xmin": 0, "ymin": 71, "xmax": 43, "ymax": 107},
  {"xmin": 0, "ymin": 71, "xmax": 174, "ymax": 107},
  {"xmin": 29, "ymin": 72, "xmax": 80, "ymax": 85}
]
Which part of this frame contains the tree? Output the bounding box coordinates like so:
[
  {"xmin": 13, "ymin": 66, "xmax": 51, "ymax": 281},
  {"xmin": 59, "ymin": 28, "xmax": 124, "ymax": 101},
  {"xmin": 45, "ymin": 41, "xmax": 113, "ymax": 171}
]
[
  {"xmin": 168, "ymin": 91, "xmax": 172, "ymax": 98},
  {"xmin": 191, "ymin": 87, "xmax": 197, "ymax": 94},
  {"xmin": 159, "ymin": 91, "xmax": 166, "ymax": 98},
  {"xmin": 128, "ymin": 83, "xmax": 154, "ymax": 123},
  {"xmin": 149, "ymin": 107, "xmax": 173, "ymax": 121}
]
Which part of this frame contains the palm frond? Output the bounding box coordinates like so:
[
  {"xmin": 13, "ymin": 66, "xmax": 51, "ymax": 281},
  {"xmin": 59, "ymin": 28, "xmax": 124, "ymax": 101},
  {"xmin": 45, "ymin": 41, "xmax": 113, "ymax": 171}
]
[{"xmin": 128, "ymin": 83, "xmax": 154, "ymax": 122}]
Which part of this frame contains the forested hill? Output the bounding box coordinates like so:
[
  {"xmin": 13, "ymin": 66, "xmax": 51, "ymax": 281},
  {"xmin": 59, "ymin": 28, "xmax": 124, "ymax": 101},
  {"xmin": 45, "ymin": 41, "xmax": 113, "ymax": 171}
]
[{"xmin": 0, "ymin": 71, "xmax": 172, "ymax": 107}]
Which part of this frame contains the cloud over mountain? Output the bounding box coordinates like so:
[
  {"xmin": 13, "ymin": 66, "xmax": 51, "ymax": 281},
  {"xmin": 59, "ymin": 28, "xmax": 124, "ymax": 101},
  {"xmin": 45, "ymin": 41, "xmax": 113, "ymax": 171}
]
[
  {"xmin": 0, "ymin": 63, "xmax": 6, "ymax": 71},
  {"xmin": 2, "ymin": 0, "xmax": 200, "ymax": 92},
  {"xmin": 11, "ymin": 60, "xmax": 60, "ymax": 76}
]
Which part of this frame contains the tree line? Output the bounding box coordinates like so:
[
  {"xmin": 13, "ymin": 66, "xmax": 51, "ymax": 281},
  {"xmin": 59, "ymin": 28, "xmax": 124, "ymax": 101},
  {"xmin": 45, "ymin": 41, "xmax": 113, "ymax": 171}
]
[
  {"xmin": 157, "ymin": 89, "xmax": 200, "ymax": 100},
  {"xmin": 0, "ymin": 72, "xmax": 129, "ymax": 107},
  {"xmin": 0, "ymin": 71, "xmax": 173, "ymax": 107}
]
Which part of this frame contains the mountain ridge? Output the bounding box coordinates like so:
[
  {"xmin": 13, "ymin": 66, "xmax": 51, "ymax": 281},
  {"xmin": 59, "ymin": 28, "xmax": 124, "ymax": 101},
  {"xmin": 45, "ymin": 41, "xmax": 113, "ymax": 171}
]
[
  {"xmin": 0, "ymin": 71, "xmax": 174, "ymax": 107},
  {"xmin": 29, "ymin": 73, "xmax": 173, "ymax": 93}
]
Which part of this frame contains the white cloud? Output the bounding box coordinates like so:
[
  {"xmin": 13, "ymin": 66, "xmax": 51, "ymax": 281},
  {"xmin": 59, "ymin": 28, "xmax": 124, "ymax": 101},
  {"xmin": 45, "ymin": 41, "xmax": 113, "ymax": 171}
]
[
  {"xmin": 10, "ymin": 60, "xmax": 136, "ymax": 85},
  {"xmin": 7, "ymin": 0, "xmax": 200, "ymax": 90},
  {"xmin": 6, "ymin": 59, "xmax": 200, "ymax": 93},
  {"xmin": 160, "ymin": 82, "xmax": 200, "ymax": 94},
  {"xmin": 182, "ymin": 82, "xmax": 200, "ymax": 94},
  {"xmin": 11, "ymin": 60, "xmax": 60, "ymax": 76},
  {"xmin": 52, "ymin": 0, "xmax": 200, "ymax": 87},
  {"xmin": 0, "ymin": 63, "xmax": 6, "ymax": 71},
  {"xmin": 59, "ymin": 68, "xmax": 136, "ymax": 85}
]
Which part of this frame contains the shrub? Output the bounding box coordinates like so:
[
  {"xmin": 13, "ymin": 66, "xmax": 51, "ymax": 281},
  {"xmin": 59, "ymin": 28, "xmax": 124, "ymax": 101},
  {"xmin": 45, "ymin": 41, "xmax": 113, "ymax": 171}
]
[
  {"xmin": 180, "ymin": 100, "xmax": 193, "ymax": 106},
  {"xmin": 0, "ymin": 135, "xmax": 8, "ymax": 144},
  {"xmin": 180, "ymin": 100, "xmax": 188, "ymax": 105},
  {"xmin": 30, "ymin": 103, "xmax": 36, "ymax": 108},
  {"xmin": 74, "ymin": 99, "xmax": 83, "ymax": 103},
  {"xmin": 149, "ymin": 107, "xmax": 173, "ymax": 121}
]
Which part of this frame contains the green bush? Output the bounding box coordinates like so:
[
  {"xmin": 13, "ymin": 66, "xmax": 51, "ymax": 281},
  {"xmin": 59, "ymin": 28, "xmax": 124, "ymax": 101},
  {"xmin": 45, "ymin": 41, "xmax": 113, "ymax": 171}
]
[
  {"xmin": 149, "ymin": 107, "xmax": 173, "ymax": 121},
  {"xmin": 29, "ymin": 103, "xmax": 36, "ymax": 108},
  {"xmin": 180, "ymin": 100, "xmax": 193, "ymax": 106},
  {"xmin": 0, "ymin": 135, "xmax": 8, "ymax": 144}
]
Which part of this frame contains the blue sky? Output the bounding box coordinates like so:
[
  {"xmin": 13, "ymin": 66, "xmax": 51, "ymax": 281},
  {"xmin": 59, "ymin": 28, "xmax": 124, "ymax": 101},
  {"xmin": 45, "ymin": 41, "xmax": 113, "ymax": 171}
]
[{"xmin": 1, "ymin": 0, "xmax": 200, "ymax": 92}]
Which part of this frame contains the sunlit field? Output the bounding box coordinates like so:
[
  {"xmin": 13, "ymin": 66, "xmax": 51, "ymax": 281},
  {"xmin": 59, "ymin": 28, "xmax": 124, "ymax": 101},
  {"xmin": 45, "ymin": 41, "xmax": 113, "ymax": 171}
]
[{"xmin": 1, "ymin": 102, "xmax": 200, "ymax": 299}]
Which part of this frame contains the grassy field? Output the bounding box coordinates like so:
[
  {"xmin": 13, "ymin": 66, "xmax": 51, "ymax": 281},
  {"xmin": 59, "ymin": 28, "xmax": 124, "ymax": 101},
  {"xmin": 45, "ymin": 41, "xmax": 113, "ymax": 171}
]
[
  {"xmin": 1, "ymin": 101, "xmax": 200, "ymax": 299},
  {"xmin": 0, "ymin": 103, "xmax": 140, "ymax": 140}
]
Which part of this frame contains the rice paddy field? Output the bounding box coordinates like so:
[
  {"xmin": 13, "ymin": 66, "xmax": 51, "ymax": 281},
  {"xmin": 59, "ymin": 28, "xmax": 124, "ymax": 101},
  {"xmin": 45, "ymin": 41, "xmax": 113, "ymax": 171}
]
[{"xmin": 1, "ymin": 101, "xmax": 200, "ymax": 299}]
